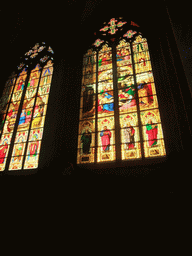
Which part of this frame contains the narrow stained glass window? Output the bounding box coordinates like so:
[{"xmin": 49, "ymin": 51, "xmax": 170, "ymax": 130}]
[
  {"xmin": 0, "ymin": 42, "xmax": 54, "ymax": 171},
  {"xmin": 77, "ymin": 18, "xmax": 166, "ymax": 165}
]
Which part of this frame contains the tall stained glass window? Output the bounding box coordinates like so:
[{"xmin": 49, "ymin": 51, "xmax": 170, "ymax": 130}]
[
  {"xmin": 0, "ymin": 42, "xmax": 54, "ymax": 171},
  {"xmin": 77, "ymin": 18, "xmax": 166, "ymax": 164}
]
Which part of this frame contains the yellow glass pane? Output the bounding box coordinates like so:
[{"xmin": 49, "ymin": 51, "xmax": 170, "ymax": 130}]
[
  {"xmin": 9, "ymin": 142, "xmax": 26, "ymax": 170},
  {"xmin": 77, "ymin": 148, "xmax": 95, "ymax": 164},
  {"xmin": 121, "ymin": 142, "xmax": 141, "ymax": 160},
  {"xmin": 14, "ymin": 131, "xmax": 29, "ymax": 143},
  {"xmin": 139, "ymin": 95, "xmax": 159, "ymax": 111},
  {"xmin": 78, "ymin": 119, "xmax": 95, "ymax": 133},
  {"xmin": 135, "ymin": 60, "xmax": 152, "ymax": 74},
  {"xmin": 119, "ymin": 113, "xmax": 139, "ymax": 128},
  {"xmin": 116, "ymin": 39, "xmax": 131, "ymax": 50},
  {"xmin": 134, "ymin": 50, "xmax": 150, "ymax": 64},
  {"xmin": 117, "ymin": 64, "xmax": 133, "ymax": 77},
  {"xmin": 143, "ymin": 139, "xmax": 166, "ymax": 158},
  {"xmin": 136, "ymin": 71, "xmax": 154, "ymax": 84},
  {"xmin": 140, "ymin": 109, "xmax": 162, "ymax": 125},
  {"xmin": 97, "ymin": 116, "xmax": 115, "ymax": 131},
  {"xmin": 28, "ymin": 128, "xmax": 43, "ymax": 141},
  {"xmin": 29, "ymin": 64, "xmax": 41, "ymax": 79},
  {"xmin": 25, "ymin": 87, "xmax": 38, "ymax": 99},
  {"xmin": 3, "ymin": 111, "xmax": 19, "ymax": 134},
  {"xmin": 132, "ymin": 35, "xmax": 148, "ymax": 52},
  {"xmin": 31, "ymin": 115, "xmax": 45, "ymax": 129},
  {"xmin": 97, "ymin": 145, "xmax": 116, "ymax": 162},
  {"xmin": 98, "ymin": 81, "xmax": 113, "ymax": 93},
  {"xmin": 40, "ymin": 75, "xmax": 52, "ymax": 86},
  {"xmin": 38, "ymin": 84, "xmax": 51, "ymax": 96},
  {"xmin": 41, "ymin": 66, "xmax": 53, "ymax": 77},
  {"xmin": 24, "ymin": 154, "xmax": 39, "ymax": 169},
  {"xmin": 98, "ymin": 63, "xmax": 112, "ymax": 72},
  {"xmin": 98, "ymin": 68, "xmax": 113, "ymax": 82},
  {"xmin": 79, "ymin": 107, "xmax": 96, "ymax": 121}
]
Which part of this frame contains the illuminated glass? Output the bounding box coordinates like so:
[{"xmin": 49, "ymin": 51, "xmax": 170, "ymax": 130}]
[
  {"xmin": 77, "ymin": 19, "xmax": 166, "ymax": 164},
  {"xmin": 23, "ymin": 60, "xmax": 53, "ymax": 169},
  {"xmin": 0, "ymin": 42, "xmax": 54, "ymax": 171}
]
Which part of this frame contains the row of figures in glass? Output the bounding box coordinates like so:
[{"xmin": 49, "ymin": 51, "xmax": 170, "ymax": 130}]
[{"xmin": 79, "ymin": 119, "xmax": 160, "ymax": 163}]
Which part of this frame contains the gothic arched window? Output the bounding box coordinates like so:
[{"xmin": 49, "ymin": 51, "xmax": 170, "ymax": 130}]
[
  {"xmin": 77, "ymin": 18, "xmax": 166, "ymax": 164},
  {"xmin": 0, "ymin": 42, "xmax": 54, "ymax": 171}
]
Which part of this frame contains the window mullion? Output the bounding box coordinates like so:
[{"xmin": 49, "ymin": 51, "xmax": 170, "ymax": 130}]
[
  {"xmin": 112, "ymin": 41, "xmax": 121, "ymax": 161},
  {"xmin": 95, "ymin": 50, "xmax": 99, "ymax": 163},
  {"xmin": 130, "ymin": 40, "xmax": 145, "ymax": 159}
]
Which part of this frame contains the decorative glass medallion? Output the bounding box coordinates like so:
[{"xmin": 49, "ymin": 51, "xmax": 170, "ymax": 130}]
[
  {"xmin": 123, "ymin": 30, "xmax": 137, "ymax": 38},
  {"xmin": 100, "ymin": 18, "xmax": 127, "ymax": 35},
  {"xmin": 93, "ymin": 39, "xmax": 104, "ymax": 47}
]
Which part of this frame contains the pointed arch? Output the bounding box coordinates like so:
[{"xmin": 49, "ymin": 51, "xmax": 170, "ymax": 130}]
[
  {"xmin": 77, "ymin": 18, "xmax": 166, "ymax": 165},
  {"xmin": 0, "ymin": 43, "xmax": 54, "ymax": 171}
]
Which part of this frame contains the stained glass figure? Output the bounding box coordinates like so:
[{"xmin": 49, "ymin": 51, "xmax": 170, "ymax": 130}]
[
  {"xmin": 97, "ymin": 117, "xmax": 115, "ymax": 162},
  {"xmin": 77, "ymin": 120, "xmax": 95, "ymax": 164}
]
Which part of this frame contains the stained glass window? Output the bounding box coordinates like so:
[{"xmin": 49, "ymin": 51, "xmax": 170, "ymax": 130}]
[
  {"xmin": 0, "ymin": 42, "xmax": 54, "ymax": 171},
  {"xmin": 77, "ymin": 18, "xmax": 166, "ymax": 164}
]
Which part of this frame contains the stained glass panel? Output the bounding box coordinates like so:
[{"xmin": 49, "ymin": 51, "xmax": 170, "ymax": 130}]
[
  {"xmin": 0, "ymin": 134, "xmax": 12, "ymax": 171},
  {"xmin": 82, "ymin": 50, "xmax": 97, "ymax": 86},
  {"xmin": 9, "ymin": 141, "xmax": 26, "ymax": 170},
  {"xmin": 97, "ymin": 116, "xmax": 115, "ymax": 162},
  {"xmin": 77, "ymin": 25, "xmax": 166, "ymax": 165},
  {"xmin": 77, "ymin": 119, "xmax": 95, "ymax": 164}
]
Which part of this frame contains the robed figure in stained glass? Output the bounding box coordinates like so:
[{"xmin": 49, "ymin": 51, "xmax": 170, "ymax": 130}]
[
  {"xmin": 83, "ymin": 87, "xmax": 95, "ymax": 117},
  {"xmin": 119, "ymin": 83, "xmax": 136, "ymax": 111},
  {"xmin": 100, "ymin": 126, "xmax": 111, "ymax": 151},
  {"xmin": 138, "ymin": 81, "xmax": 153, "ymax": 106},
  {"xmin": 0, "ymin": 142, "xmax": 8, "ymax": 164},
  {"xmin": 18, "ymin": 109, "xmax": 26, "ymax": 125},
  {"xmin": 81, "ymin": 128, "xmax": 92, "ymax": 154},
  {"xmin": 98, "ymin": 90, "xmax": 114, "ymax": 113},
  {"xmin": 146, "ymin": 119, "xmax": 158, "ymax": 147},
  {"xmin": 124, "ymin": 122, "xmax": 135, "ymax": 150}
]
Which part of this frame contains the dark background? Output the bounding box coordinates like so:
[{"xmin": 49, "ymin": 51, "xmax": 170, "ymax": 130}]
[{"xmin": 0, "ymin": 0, "xmax": 191, "ymax": 194}]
